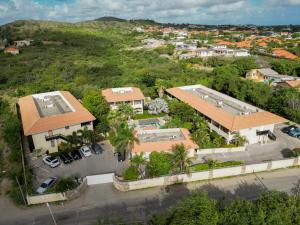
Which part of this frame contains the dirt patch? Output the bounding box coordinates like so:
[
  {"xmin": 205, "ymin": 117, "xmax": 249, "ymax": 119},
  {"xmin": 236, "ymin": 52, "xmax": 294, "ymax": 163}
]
[{"xmin": 0, "ymin": 178, "xmax": 13, "ymax": 195}]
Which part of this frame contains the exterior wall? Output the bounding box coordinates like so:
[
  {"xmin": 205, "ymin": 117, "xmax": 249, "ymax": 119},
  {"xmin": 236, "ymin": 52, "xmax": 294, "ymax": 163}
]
[
  {"xmin": 239, "ymin": 124, "xmax": 274, "ymax": 144},
  {"xmin": 109, "ymin": 100, "xmax": 144, "ymax": 114},
  {"xmin": 31, "ymin": 122, "xmax": 93, "ymax": 154},
  {"xmin": 196, "ymin": 146, "xmax": 246, "ymax": 155},
  {"xmin": 27, "ymin": 193, "xmax": 66, "ymax": 205},
  {"xmin": 132, "ymin": 148, "xmax": 196, "ymax": 159},
  {"xmin": 113, "ymin": 156, "xmax": 300, "ymax": 192}
]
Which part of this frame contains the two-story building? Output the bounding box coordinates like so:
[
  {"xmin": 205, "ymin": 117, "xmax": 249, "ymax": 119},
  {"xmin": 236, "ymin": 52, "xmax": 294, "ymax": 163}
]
[
  {"xmin": 18, "ymin": 91, "xmax": 96, "ymax": 154},
  {"xmin": 166, "ymin": 85, "xmax": 286, "ymax": 144},
  {"xmin": 102, "ymin": 87, "xmax": 145, "ymax": 114}
]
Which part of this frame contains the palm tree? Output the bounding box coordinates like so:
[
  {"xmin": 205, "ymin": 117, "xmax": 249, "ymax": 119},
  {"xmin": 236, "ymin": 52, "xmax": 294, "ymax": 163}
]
[
  {"xmin": 232, "ymin": 134, "xmax": 247, "ymax": 147},
  {"xmin": 66, "ymin": 131, "xmax": 80, "ymax": 149},
  {"xmin": 207, "ymin": 158, "xmax": 219, "ymax": 169},
  {"xmin": 171, "ymin": 144, "xmax": 193, "ymax": 174},
  {"xmin": 114, "ymin": 125, "xmax": 139, "ymax": 160},
  {"xmin": 131, "ymin": 152, "xmax": 146, "ymax": 178},
  {"xmin": 77, "ymin": 126, "xmax": 96, "ymax": 144}
]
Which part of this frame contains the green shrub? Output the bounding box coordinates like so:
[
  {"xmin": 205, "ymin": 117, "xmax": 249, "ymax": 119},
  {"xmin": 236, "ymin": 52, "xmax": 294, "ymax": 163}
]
[
  {"xmin": 146, "ymin": 151, "xmax": 172, "ymax": 177},
  {"xmin": 52, "ymin": 177, "xmax": 78, "ymax": 193},
  {"xmin": 292, "ymin": 148, "xmax": 300, "ymax": 157},
  {"xmin": 122, "ymin": 166, "xmax": 139, "ymax": 181}
]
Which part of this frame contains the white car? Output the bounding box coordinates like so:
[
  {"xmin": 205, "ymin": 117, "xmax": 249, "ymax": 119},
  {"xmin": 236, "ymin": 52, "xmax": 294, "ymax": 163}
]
[
  {"xmin": 80, "ymin": 145, "xmax": 92, "ymax": 157},
  {"xmin": 42, "ymin": 156, "xmax": 60, "ymax": 168},
  {"xmin": 36, "ymin": 177, "xmax": 57, "ymax": 194}
]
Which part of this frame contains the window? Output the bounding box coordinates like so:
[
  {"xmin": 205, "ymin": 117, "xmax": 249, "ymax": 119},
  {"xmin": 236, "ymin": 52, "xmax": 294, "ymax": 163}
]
[
  {"xmin": 51, "ymin": 140, "xmax": 55, "ymax": 147},
  {"xmin": 65, "ymin": 126, "xmax": 69, "ymax": 130},
  {"xmin": 81, "ymin": 121, "xmax": 90, "ymax": 127},
  {"xmin": 134, "ymin": 100, "xmax": 141, "ymax": 105}
]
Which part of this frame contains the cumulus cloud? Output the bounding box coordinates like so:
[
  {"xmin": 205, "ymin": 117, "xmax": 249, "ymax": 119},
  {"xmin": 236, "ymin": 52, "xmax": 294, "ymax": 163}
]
[{"xmin": 0, "ymin": 0, "xmax": 299, "ymax": 25}]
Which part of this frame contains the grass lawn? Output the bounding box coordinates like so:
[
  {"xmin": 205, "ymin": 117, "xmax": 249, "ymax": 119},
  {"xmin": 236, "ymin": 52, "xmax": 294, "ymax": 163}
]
[
  {"xmin": 191, "ymin": 161, "xmax": 243, "ymax": 172},
  {"xmin": 133, "ymin": 110, "xmax": 166, "ymax": 120}
]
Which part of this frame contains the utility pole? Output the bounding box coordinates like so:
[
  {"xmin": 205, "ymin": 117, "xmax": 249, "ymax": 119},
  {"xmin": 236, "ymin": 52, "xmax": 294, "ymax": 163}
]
[
  {"xmin": 46, "ymin": 202, "xmax": 58, "ymax": 225},
  {"xmin": 15, "ymin": 176, "xmax": 26, "ymax": 205}
]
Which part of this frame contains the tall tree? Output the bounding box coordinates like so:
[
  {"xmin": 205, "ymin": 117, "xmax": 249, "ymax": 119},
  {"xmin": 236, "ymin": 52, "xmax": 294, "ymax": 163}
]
[{"xmin": 171, "ymin": 144, "xmax": 193, "ymax": 174}]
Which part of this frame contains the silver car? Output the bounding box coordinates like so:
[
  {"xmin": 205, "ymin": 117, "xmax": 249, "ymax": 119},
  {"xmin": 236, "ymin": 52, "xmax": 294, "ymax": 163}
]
[
  {"xmin": 36, "ymin": 177, "xmax": 57, "ymax": 194},
  {"xmin": 42, "ymin": 155, "xmax": 60, "ymax": 168}
]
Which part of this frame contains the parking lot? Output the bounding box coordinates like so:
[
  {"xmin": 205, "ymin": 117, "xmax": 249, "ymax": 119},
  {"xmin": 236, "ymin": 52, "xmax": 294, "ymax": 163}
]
[
  {"xmin": 195, "ymin": 123, "xmax": 300, "ymax": 165},
  {"xmin": 29, "ymin": 141, "xmax": 121, "ymax": 188}
]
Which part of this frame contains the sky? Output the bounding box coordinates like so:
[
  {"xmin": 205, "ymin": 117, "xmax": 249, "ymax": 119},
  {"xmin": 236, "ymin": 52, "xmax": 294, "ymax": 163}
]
[{"xmin": 0, "ymin": 0, "xmax": 300, "ymax": 25}]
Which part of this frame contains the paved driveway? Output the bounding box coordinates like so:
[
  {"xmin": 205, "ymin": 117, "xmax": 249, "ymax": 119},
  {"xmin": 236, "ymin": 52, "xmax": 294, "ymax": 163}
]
[
  {"xmin": 30, "ymin": 141, "xmax": 119, "ymax": 188},
  {"xmin": 194, "ymin": 124, "xmax": 300, "ymax": 165}
]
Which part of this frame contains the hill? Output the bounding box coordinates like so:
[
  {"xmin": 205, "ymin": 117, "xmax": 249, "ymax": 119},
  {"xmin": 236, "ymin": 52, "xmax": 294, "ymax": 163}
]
[{"xmin": 94, "ymin": 17, "xmax": 127, "ymax": 22}]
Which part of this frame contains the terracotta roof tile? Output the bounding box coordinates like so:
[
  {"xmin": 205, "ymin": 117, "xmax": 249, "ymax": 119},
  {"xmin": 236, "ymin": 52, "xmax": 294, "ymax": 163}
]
[
  {"xmin": 285, "ymin": 80, "xmax": 300, "ymax": 88},
  {"xmin": 102, "ymin": 87, "xmax": 145, "ymax": 103},
  {"xmin": 18, "ymin": 91, "xmax": 96, "ymax": 135},
  {"xmin": 272, "ymin": 48, "xmax": 298, "ymax": 60},
  {"xmin": 166, "ymin": 87, "xmax": 286, "ymax": 132}
]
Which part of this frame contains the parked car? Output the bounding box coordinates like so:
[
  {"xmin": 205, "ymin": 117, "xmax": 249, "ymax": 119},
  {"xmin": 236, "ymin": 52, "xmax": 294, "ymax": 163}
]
[
  {"xmin": 282, "ymin": 125, "xmax": 297, "ymax": 134},
  {"xmin": 42, "ymin": 156, "xmax": 60, "ymax": 168},
  {"xmin": 288, "ymin": 128, "xmax": 300, "ymax": 138},
  {"xmin": 80, "ymin": 145, "xmax": 92, "ymax": 157},
  {"xmin": 36, "ymin": 177, "xmax": 57, "ymax": 194},
  {"xmin": 59, "ymin": 152, "xmax": 73, "ymax": 164},
  {"xmin": 91, "ymin": 143, "xmax": 103, "ymax": 154},
  {"xmin": 70, "ymin": 149, "xmax": 82, "ymax": 160}
]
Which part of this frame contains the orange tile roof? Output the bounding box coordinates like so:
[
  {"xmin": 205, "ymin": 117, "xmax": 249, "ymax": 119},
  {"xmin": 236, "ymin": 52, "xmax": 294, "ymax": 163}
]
[
  {"xmin": 273, "ymin": 48, "xmax": 298, "ymax": 60},
  {"xmin": 166, "ymin": 87, "xmax": 286, "ymax": 132},
  {"xmin": 258, "ymin": 42, "xmax": 268, "ymax": 47},
  {"xmin": 285, "ymin": 80, "xmax": 300, "ymax": 88},
  {"xmin": 215, "ymin": 40, "xmax": 234, "ymax": 46},
  {"xmin": 102, "ymin": 87, "xmax": 145, "ymax": 103},
  {"xmin": 4, "ymin": 47, "xmax": 19, "ymax": 52},
  {"xmin": 18, "ymin": 91, "xmax": 96, "ymax": 136},
  {"xmin": 132, "ymin": 128, "xmax": 199, "ymax": 153},
  {"xmin": 236, "ymin": 41, "xmax": 252, "ymax": 48}
]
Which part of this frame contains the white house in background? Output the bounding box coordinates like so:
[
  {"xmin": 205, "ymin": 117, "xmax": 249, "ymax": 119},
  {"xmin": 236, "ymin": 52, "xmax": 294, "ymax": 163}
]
[
  {"xmin": 179, "ymin": 52, "xmax": 197, "ymax": 59},
  {"xmin": 166, "ymin": 85, "xmax": 286, "ymax": 144},
  {"xmin": 102, "ymin": 87, "xmax": 145, "ymax": 114},
  {"xmin": 18, "ymin": 91, "xmax": 96, "ymax": 154},
  {"xmin": 196, "ymin": 49, "xmax": 214, "ymax": 57},
  {"xmin": 141, "ymin": 39, "xmax": 165, "ymax": 49},
  {"xmin": 14, "ymin": 39, "xmax": 33, "ymax": 47},
  {"xmin": 132, "ymin": 128, "xmax": 199, "ymax": 158}
]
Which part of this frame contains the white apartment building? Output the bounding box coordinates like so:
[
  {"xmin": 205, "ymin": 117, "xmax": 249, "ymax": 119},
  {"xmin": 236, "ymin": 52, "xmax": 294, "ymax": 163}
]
[
  {"xmin": 18, "ymin": 91, "xmax": 95, "ymax": 154},
  {"xmin": 102, "ymin": 87, "xmax": 145, "ymax": 114},
  {"xmin": 166, "ymin": 85, "xmax": 286, "ymax": 144}
]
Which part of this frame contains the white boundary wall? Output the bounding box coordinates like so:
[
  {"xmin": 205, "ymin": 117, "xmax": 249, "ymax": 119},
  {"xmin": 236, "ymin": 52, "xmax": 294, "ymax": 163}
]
[
  {"xmin": 113, "ymin": 156, "xmax": 300, "ymax": 191},
  {"xmin": 27, "ymin": 193, "xmax": 66, "ymax": 205},
  {"xmin": 86, "ymin": 173, "xmax": 114, "ymax": 185},
  {"xmin": 196, "ymin": 146, "xmax": 246, "ymax": 155}
]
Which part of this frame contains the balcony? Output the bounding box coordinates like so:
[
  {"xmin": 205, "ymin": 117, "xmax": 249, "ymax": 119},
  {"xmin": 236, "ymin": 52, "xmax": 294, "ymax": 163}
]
[{"xmin": 45, "ymin": 134, "xmax": 67, "ymax": 141}]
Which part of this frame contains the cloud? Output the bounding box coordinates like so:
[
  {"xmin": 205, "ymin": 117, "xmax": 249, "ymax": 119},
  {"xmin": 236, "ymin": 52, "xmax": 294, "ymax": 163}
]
[{"xmin": 0, "ymin": 0, "xmax": 299, "ymax": 25}]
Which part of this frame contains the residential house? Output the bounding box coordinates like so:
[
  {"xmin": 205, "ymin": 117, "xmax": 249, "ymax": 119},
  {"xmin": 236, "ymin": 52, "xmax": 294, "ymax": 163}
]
[
  {"xmin": 277, "ymin": 80, "xmax": 300, "ymax": 91},
  {"xmin": 102, "ymin": 87, "xmax": 145, "ymax": 114},
  {"xmin": 272, "ymin": 48, "xmax": 298, "ymax": 60},
  {"xmin": 14, "ymin": 39, "xmax": 33, "ymax": 47},
  {"xmin": 166, "ymin": 85, "xmax": 286, "ymax": 144},
  {"xmin": 18, "ymin": 91, "xmax": 96, "ymax": 154},
  {"xmin": 132, "ymin": 128, "xmax": 199, "ymax": 158},
  {"xmin": 246, "ymin": 68, "xmax": 298, "ymax": 84},
  {"xmin": 4, "ymin": 47, "xmax": 19, "ymax": 55}
]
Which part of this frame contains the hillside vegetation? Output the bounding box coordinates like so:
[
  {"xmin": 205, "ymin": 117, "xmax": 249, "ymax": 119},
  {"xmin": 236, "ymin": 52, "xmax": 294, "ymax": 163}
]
[{"xmin": 0, "ymin": 20, "xmax": 300, "ymax": 122}]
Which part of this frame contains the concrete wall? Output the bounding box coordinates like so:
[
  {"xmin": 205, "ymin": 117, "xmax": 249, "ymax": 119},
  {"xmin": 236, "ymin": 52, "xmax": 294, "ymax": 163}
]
[
  {"xmin": 86, "ymin": 173, "xmax": 114, "ymax": 185},
  {"xmin": 32, "ymin": 122, "xmax": 93, "ymax": 154},
  {"xmin": 239, "ymin": 124, "xmax": 274, "ymax": 144},
  {"xmin": 196, "ymin": 146, "xmax": 245, "ymax": 155},
  {"xmin": 27, "ymin": 193, "xmax": 67, "ymax": 205},
  {"xmin": 113, "ymin": 156, "xmax": 300, "ymax": 192}
]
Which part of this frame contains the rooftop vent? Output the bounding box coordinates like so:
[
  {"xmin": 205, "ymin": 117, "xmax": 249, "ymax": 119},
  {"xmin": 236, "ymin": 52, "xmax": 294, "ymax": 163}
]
[{"xmin": 217, "ymin": 101, "xmax": 223, "ymax": 107}]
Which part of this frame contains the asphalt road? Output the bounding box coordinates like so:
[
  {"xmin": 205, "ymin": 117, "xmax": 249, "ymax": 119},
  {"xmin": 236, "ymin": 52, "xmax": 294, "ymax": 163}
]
[{"xmin": 1, "ymin": 167, "xmax": 300, "ymax": 225}]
